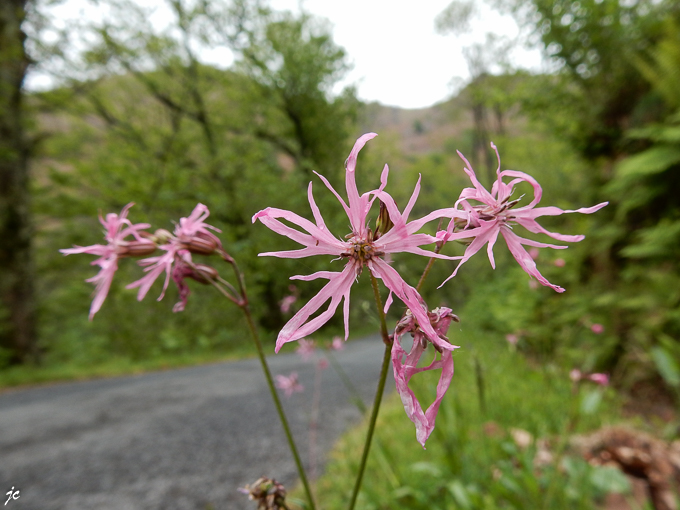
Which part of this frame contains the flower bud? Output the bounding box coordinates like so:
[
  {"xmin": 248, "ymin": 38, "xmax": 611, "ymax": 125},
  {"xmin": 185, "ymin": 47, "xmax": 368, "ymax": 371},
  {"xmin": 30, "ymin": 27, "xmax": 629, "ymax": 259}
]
[
  {"xmin": 186, "ymin": 263, "xmax": 219, "ymax": 284},
  {"xmin": 153, "ymin": 228, "xmax": 174, "ymax": 245},
  {"xmin": 183, "ymin": 231, "xmax": 221, "ymax": 255},
  {"xmin": 119, "ymin": 240, "xmax": 157, "ymax": 257}
]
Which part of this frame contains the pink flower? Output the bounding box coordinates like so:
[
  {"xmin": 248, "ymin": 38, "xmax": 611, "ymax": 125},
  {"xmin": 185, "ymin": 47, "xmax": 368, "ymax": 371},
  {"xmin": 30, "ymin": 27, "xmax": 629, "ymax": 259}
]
[
  {"xmin": 275, "ymin": 372, "xmax": 304, "ymax": 397},
  {"xmin": 590, "ymin": 323, "xmax": 604, "ymax": 334},
  {"xmin": 438, "ymin": 143, "xmax": 608, "ymax": 292},
  {"xmin": 505, "ymin": 333, "xmax": 519, "ymax": 346},
  {"xmin": 170, "ymin": 250, "xmax": 219, "ymax": 312},
  {"xmin": 318, "ymin": 358, "xmax": 329, "ymax": 370},
  {"xmin": 60, "ymin": 203, "xmax": 154, "ymax": 319},
  {"xmin": 392, "ymin": 307, "xmax": 460, "ymax": 447},
  {"xmin": 587, "ymin": 373, "xmax": 609, "ymax": 386},
  {"xmin": 330, "ymin": 336, "xmax": 344, "ymax": 351},
  {"xmin": 253, "ymin": 133, "xmax": 461, "ymax": 352},
  {"xmin": 554, "ymin": 258, "xmax": 566, "ymax": 267},
  {"xmin": 280, "ymin": 294, "xmax": 297, "ymax": 314},
  {"xmin": 570, "ymin": 369, "xmax": 609, "ymax": 386},
  {"xmin": 529, "ymin": 248, "xmax": 540, "ymax": 260},
  {"xmin": 127, "ymin": 204, "xmax": 221, "ymax": 303},
  {"xmin": 296, "ymin": 339, "xmax": 316, "ymax": 361}
]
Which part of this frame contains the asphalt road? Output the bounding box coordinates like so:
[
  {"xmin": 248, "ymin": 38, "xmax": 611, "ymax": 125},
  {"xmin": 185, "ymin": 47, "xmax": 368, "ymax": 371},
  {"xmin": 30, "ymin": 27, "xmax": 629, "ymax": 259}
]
[{"xmin": 0, "ymin": 335, "xmax": 390, "ymax": 510}]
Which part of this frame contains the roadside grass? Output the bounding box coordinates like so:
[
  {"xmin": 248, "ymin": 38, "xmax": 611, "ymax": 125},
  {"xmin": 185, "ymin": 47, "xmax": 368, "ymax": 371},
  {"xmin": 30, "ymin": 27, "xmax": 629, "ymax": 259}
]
[
  {"xmin": 304, "ymin": 330, "xmax": 631, "ymax": 510},
  {"xmin": 0, "ymin": 325, "xmax": 377, "ymax": 391},
  {"xmin": 0, "ymin": 345, "xmax": 256, "ymax": 391}
]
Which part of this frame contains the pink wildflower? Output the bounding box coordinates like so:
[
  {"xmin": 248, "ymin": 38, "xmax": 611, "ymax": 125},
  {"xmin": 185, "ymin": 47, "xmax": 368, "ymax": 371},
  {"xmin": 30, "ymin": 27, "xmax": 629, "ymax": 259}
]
[
  {"xmin": 170, "ymin": 251, "xmax": 219, "ymax": 312},
  {"xmin": 296, "ymin": 339, "xmax": 316, "ymax": 361},
  {"xmin": 588, "ymin": 373, "xmax": 609, "ymax": 386},
  {"xmin": 127, "ymin": 204, "xmax": 221, "ymax": 303},
  {"xmin": 438, "ymin": 143, "xmax": 608, "ymax": 292},
  {"xmin": 392, "ymin": 307, "xmax": 460, "ymax": 447},
  {"xmin": 505, "ymin": 333, "xmax": 519, "ymax": 346},
  {"xmin": 570, "ymin": 369, "xmax": 609, "ymax": 386},
  {"xmin": 275, "ymin": 372, "xmax": 304, "ymax": 397},
  {"xmin": 554, "ymin": 258, "xmax": 566, "ymax": 267},
  {"xmin": 280, "ymin": 294, "xmax": 297, "ymax": 314},
  {"xmin": 590, "ymin": 323, "xmax": 605, "ymax": 334},
  {"xmin": 60, "ymin": 203, "xmax": 154, "ymax": 319},
  {"xmin": 253, "ymin": 133, "xmax": 461, "ymax": 352},
  {"xmin": 529, "ymin": 248, "xmax": 540, "ymax": 260},
  {"xmin": 330, "ymin": 336, "xmax": 344, "ymax": 351}
]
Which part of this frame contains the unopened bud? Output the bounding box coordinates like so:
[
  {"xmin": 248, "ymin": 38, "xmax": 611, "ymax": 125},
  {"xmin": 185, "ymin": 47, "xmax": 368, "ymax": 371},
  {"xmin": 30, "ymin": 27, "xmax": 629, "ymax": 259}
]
[
  {"xmin": 153, "ymin": 229, "xmax": 174, "ymax": 245},
  {"xmin": 184, "ymin": 237, "xmax": 217, "ymax": 255},
  {"xmin": 120, "ymin": 240, "xmax": 157, "ymax": 257},
  {"xmin": 187, "ymin": 264, "xmax": 219, "ymax": 284}
]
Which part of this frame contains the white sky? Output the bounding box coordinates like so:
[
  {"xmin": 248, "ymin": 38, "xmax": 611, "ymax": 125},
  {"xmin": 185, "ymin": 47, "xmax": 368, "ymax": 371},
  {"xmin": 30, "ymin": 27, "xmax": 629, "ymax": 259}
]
[{"xmin": 30, "ymin": 0, "xmax": 544, "ymax": 109}]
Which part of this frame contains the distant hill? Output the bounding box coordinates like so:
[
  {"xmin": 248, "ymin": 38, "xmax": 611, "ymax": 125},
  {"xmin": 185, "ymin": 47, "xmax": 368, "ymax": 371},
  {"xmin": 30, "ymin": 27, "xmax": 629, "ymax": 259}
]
[{"xmin": 359, "ymin": 95, "xmax": 473, "ymax": 155}]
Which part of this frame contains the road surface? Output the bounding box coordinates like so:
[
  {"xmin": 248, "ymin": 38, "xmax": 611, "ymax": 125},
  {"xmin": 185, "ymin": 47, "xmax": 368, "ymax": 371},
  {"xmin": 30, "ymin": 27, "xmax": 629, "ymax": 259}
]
[{"xmin": 0, "ymin": 336, "xmax": 390, "ymax": 509}]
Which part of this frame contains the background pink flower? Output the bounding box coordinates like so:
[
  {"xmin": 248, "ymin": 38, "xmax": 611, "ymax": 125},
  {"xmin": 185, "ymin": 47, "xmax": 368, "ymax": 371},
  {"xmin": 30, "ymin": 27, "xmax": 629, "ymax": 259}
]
[
  {"xmin": 438, "ymin": 143, "xmax": 607, "ymax": 293},
  {"xmin": 275, "ymin": 372, "xmax": 304, "ymax": 397},
  {"xmin": 60, "ymin": 203, "xmax": 152, "ymax": 319}
]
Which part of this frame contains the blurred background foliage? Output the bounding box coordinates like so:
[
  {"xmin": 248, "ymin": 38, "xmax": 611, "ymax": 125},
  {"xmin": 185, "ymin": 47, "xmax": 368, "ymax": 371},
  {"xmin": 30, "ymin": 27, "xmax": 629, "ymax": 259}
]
[{"xmin": 4, "ymin": 0, "xmax": 680, "ymax": 411}]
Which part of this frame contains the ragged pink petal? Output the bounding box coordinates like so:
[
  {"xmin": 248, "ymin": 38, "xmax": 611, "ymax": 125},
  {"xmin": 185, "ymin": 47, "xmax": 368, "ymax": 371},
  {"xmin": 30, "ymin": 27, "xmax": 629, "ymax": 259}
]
[{"xmin": 439, "ymin": 144, "xmax": 607, "ymax": 292}]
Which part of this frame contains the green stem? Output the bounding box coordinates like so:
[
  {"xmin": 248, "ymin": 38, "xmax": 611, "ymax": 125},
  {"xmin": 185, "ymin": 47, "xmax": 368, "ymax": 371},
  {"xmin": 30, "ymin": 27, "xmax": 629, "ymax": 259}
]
[
  {"xmin": 415, "ymin": 236, "xmax": 445, "ymax": 293},
  {"xmin": 347, "ymin": 275, "xmax": 393, "ymax": 510},
  {"xmin": 222, "ymin": 256, "xmax": 316, "ymax": 510}
]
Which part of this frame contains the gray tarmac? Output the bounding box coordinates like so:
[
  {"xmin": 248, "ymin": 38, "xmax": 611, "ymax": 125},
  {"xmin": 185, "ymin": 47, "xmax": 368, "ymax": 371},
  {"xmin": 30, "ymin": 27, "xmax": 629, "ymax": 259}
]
[{"xmin": 0, "ymin": 335, "xmax": 390, "ymax": 510}]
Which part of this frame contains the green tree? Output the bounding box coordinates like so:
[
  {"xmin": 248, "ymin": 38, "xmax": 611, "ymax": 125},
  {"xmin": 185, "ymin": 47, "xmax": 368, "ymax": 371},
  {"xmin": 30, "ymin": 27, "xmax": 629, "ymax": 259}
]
[{"xmin": 0, "ymin": 0, "xmax": 37, "ymax": 364}]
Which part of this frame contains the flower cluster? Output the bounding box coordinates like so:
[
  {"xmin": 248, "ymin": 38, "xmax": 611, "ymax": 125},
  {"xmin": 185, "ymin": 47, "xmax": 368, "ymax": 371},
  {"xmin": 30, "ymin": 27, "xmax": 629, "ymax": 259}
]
[
  {"xmin": 253, "ymin": 134, "xmax": 607, "ymax": 445},
  {"xmin": 66, "ymin": 133, "xmax": 607, "ymax": 447},
  {"xmin": 61, "ymin": 203, "xmax": 223, "ymax": 316}
]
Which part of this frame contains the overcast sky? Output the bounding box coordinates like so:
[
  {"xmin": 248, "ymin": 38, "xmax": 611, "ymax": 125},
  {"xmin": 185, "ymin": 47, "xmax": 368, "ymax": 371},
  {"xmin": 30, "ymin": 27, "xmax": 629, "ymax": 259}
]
[{"xmin": 31, "ymin": 0, "xmax": 545, "ymax": 109}]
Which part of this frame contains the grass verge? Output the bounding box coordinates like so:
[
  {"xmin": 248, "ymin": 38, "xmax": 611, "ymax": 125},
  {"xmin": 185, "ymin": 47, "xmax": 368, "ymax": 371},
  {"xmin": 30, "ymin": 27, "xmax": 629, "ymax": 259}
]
[{"xmin": 303, "ymin": 330, "xmax": 631, "ymax": 510}]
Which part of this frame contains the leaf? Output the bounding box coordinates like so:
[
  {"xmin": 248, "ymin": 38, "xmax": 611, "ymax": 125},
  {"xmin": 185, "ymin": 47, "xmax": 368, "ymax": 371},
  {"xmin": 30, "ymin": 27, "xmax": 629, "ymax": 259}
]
[
  {"xmin": 651, "ymin": 346, "xmax": 680, "ymax": 388},
  {"xmin": 589, "ymin": 466, "xmax": 631, "ymax": 494},
  {"xmin": 580, "ymin": 389, "xmax": 602, "ymax": 415},
  {"xmin": 447, "ymin": 480, "xmax": 472, "ymax": 509},
  {"xmin": 615, "ymin": 145, "xmax": 680, "ymax": 180}
]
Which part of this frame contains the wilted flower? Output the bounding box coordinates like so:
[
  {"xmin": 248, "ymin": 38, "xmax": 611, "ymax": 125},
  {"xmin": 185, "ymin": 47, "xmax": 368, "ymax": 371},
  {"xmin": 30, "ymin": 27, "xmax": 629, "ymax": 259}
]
[
  {"xmin": 392, "ymin": 307, "xmax": 460, "ymax": 447},
  {"xmin": 60, "ymin": 203, "xmax": 154, "ymax": 319},
  {"xmin": 275, "ymin": 372, "xmax": 304, "ymax": 397},
  {"xmin": 590, "ymin": 323, "xmax": 605, "ymax": 334},
  {"xmin": 238, "ymin": 477, "xmax": 287, "ymax": 510},
  {"xmin": 438, "ymin": 143, "xmax": 608, "ymax": 292},
  {"xmin": 170, "ymin": 250, "xmax": 219, "ymax": 312},
  {"xmin": 253, "ymin": 133, "xmax": 461, "ymax": 352}
]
